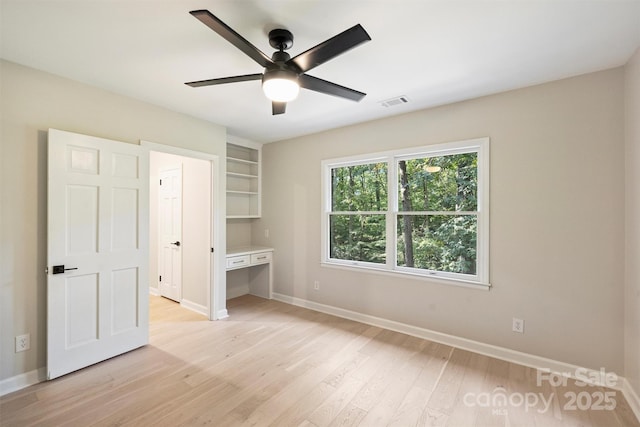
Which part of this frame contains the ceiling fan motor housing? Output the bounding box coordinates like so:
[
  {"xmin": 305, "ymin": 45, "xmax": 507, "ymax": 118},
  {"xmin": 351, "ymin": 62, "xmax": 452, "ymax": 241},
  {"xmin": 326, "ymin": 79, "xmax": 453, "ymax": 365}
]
[
  {"xmin": 268, "ymin": 29, "xmax": 294, "ymax": 50},
  {"xmin": 270, "ymin": 50, "xmax": 292, "ymax": 65}
]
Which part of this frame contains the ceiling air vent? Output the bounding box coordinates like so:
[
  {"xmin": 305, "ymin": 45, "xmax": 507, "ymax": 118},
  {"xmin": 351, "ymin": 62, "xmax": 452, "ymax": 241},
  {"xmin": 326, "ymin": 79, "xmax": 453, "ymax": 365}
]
[{"xmin": 380, "ymin": 96, "xmax": 409, "ymax": 108}]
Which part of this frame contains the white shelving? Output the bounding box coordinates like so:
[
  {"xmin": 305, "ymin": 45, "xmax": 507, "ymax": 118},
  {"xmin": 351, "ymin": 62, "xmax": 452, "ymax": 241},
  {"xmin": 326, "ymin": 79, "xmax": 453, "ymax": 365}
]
[{"xmin": 226, "ymin": 142, "xmax": 261, "ymax": 218}]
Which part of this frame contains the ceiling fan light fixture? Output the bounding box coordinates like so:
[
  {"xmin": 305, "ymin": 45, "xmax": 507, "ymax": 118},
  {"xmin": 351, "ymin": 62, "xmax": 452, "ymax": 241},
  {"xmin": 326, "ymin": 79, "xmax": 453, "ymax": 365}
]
[{"xmin": 262, "ymin": 69, "xmax": 299, "ymax": 102}]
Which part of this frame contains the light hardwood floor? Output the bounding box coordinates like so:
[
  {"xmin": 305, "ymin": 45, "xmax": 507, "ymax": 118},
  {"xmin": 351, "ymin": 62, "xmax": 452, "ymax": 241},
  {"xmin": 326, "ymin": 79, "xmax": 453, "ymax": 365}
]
[{"xmin": 1, "ymin": 295, "xmax": 638, "ymax": 426}]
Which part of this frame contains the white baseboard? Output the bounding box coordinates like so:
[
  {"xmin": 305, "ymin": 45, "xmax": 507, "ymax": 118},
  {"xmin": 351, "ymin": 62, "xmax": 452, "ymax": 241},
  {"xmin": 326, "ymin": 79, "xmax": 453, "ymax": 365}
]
[
  {"xmin": 149, "ymin": 287, "xmax": 160, "ymax": 296},
  {"xmin": 180, "ymin": 299, "xmax": 208, "ymax": 317},
  {"xmin": 272, "ymin": 292, "xmax": 639, "ymax": 420},
  {"xmin": 0, "ymin": 367, "xmax": 46, "ymax": 397},
  {"xmin": 216, "ymin": 309, "xmax": 229, "ymax": 319}
]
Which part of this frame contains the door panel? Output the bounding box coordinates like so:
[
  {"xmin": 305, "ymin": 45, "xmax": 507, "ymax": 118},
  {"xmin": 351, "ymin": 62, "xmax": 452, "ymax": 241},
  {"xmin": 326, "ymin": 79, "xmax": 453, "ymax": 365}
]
[
  {"xmin": 112, "ymin": 187, "xmax": 139, "ymax": 250},
  {"xmin": 111, "ymin": 267, "xmax": 140, "ymax": 334},
  {"xmin": 65, "ymin": 185, "xmax": 99, "ymax": 254},
  {"xmin": 65, "ymin": 273, "xmax": 99, "ymax": 347},
  {"xmin": 47, "ymin": 128, "xmax": 149, "ymax": 380}
]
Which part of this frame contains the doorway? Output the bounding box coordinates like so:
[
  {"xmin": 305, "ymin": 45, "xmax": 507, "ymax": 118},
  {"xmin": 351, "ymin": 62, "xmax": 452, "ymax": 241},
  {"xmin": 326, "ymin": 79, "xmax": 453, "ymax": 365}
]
[{"xmin": 144, "ymin": 141, "xmax": 221, "ymax": 320}]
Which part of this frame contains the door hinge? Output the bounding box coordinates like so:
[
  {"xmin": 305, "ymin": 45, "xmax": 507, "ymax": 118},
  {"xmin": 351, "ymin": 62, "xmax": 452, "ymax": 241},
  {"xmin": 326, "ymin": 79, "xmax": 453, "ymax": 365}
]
[
  {"xmin": 211, "ymin": 248, "xmax": 214, "ymax": 253},
  {"xmin": 159, "ymin": 179, "xmax": 162, "ymax": 185},
  {"xmin": 159, "ymin": 275, "xmax": 162, "ymax": 282}
]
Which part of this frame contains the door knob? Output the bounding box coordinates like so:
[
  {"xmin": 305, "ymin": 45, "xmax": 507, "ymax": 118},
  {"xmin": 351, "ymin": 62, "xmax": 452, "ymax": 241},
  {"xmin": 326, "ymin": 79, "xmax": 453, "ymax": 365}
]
[{"xmin": 171, "ymin": 241, "xmax": 181, "ymax": 247}]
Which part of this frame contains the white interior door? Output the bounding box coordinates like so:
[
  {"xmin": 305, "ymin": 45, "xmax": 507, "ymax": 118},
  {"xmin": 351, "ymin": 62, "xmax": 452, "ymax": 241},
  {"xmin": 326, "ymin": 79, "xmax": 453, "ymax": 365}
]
[
  {"xmin": 47, "ymin": 129, "xmax": 149, "ymax": 380},
  {"xmin": 158, "ymin": 167, "xmax": 182, "ymax": 302}
]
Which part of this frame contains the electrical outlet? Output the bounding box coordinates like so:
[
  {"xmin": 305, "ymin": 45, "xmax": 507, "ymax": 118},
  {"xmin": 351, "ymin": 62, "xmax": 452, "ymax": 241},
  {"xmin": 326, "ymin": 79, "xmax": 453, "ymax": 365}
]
[
  {"xmin": 313, "ymin": 281, "xmax": 320, "ymax": 291},
  {"xmin": 264, "ymin": 229, "xmax": 269, "ymax": 239},
  {"xmin": 16, "ymin": 334, "xmax": 30, "ymax": 352},
  {"xmin": 512, "ymin": 318, "xmax": 524, "ymax": 334}
]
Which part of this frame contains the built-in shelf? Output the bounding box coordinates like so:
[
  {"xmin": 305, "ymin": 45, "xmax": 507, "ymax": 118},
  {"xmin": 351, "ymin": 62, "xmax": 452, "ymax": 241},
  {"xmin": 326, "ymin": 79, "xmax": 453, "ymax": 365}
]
[
  {"xmin": 227, "ymin": 157, "xmax": 258, "ymax": 165},
  {"xmin": 227, "ymin": 172, "xmax": 258, "ymax": 179},
  {"xmin": 226, "ymin": 142, "xmax": 261, "ymax": 218},
  {"xmin": 227, "ymin": 190, "xmax": 259, "ymax": 195}
]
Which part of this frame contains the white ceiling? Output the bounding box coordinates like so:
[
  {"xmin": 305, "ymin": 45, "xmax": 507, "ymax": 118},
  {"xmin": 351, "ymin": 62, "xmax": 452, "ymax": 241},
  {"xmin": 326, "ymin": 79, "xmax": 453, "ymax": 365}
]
[{"xmin": 2, "ymin": 0, "xmax": 639, "ymax": 143}]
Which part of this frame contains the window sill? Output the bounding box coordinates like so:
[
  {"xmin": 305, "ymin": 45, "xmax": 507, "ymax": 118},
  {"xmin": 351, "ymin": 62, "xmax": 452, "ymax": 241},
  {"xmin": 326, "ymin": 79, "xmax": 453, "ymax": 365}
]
[{"xmin": 320, "ymin": 261, "xmax": 491, "ymax": 291}]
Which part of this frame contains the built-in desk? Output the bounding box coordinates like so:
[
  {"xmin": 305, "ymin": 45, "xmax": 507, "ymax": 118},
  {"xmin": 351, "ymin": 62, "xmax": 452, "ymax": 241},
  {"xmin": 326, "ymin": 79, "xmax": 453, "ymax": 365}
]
[{"xmin": 226, "ymin": 246, "xmax": 273, "ymax": 299}]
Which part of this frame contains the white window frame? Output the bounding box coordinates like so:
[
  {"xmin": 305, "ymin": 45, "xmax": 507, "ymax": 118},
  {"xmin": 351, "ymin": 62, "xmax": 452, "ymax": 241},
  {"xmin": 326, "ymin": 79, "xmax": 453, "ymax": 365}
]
[{"xmin": 321, "ymin": 137, "xmax": 490, "ymax": 289}]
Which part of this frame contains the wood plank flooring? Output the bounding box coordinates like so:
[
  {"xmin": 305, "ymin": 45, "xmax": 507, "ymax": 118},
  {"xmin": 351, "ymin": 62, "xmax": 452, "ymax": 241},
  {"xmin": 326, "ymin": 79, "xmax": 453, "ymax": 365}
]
[{"xmin": 1, "ymin": 295, "xmax": 638, "ymax": 426}]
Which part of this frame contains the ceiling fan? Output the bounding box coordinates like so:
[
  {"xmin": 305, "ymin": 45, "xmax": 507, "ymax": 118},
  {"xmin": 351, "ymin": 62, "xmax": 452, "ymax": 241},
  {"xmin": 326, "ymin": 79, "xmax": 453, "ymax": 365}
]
[{"xmin": 185, "ymin": 10, "xmax": 371, "ymax": 115}]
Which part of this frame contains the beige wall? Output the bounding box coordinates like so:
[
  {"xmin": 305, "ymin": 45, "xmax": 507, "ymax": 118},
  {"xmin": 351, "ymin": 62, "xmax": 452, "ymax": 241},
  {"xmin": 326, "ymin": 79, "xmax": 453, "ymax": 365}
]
[
  {"xmin": 0, "ymin": 60, "xmax": 226, "ymax": 381},
  {"xmin": 227, "ymin": 218, "xmax": 254, "ymax": 248},
  {"xmin": 625, "ymin": 48, "xmax": 640, "ymax": 395},
  {"xmin": 256, "ymin": 68, "xmax": 626, "ymax": 373}
]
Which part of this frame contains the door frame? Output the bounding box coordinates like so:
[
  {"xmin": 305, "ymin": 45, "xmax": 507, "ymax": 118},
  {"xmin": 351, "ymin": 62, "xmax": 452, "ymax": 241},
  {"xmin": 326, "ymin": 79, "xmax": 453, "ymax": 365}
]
[{"xmin": 141, "ymin": 141, "xmax": 224, "ymax": 320}]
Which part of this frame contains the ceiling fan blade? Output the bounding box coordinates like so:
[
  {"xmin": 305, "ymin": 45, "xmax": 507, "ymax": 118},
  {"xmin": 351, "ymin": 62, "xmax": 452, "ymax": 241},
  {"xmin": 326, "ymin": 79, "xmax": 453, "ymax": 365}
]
[
  {"xmin": 288, "ymin": 24, "xmax": 371, "ymax": 73},
  {"xmin": 185, "ymin": 73, "xmax": 263, "ymax": 87},
  {"xmin": 272, "ymin": 102, "xmax": 286, "ymax": 115},
  {"xmin": 190, "ymin": 10, "xmax": 274, "ymax": 68},
  {"xmin": 299, "ymin": 74, "xmax": 366, "ymax": 101}
]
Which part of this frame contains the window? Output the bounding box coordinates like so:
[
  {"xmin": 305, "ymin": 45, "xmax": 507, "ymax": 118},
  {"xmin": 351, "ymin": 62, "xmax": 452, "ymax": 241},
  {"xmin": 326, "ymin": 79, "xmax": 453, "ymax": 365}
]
[
  {"xmin": 329, "ymin": 162, "xmax": 388, "ymax": 265},
  {"xmin": 322, "ymin": 138, "xmax": 489, "ymax": 287}
]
